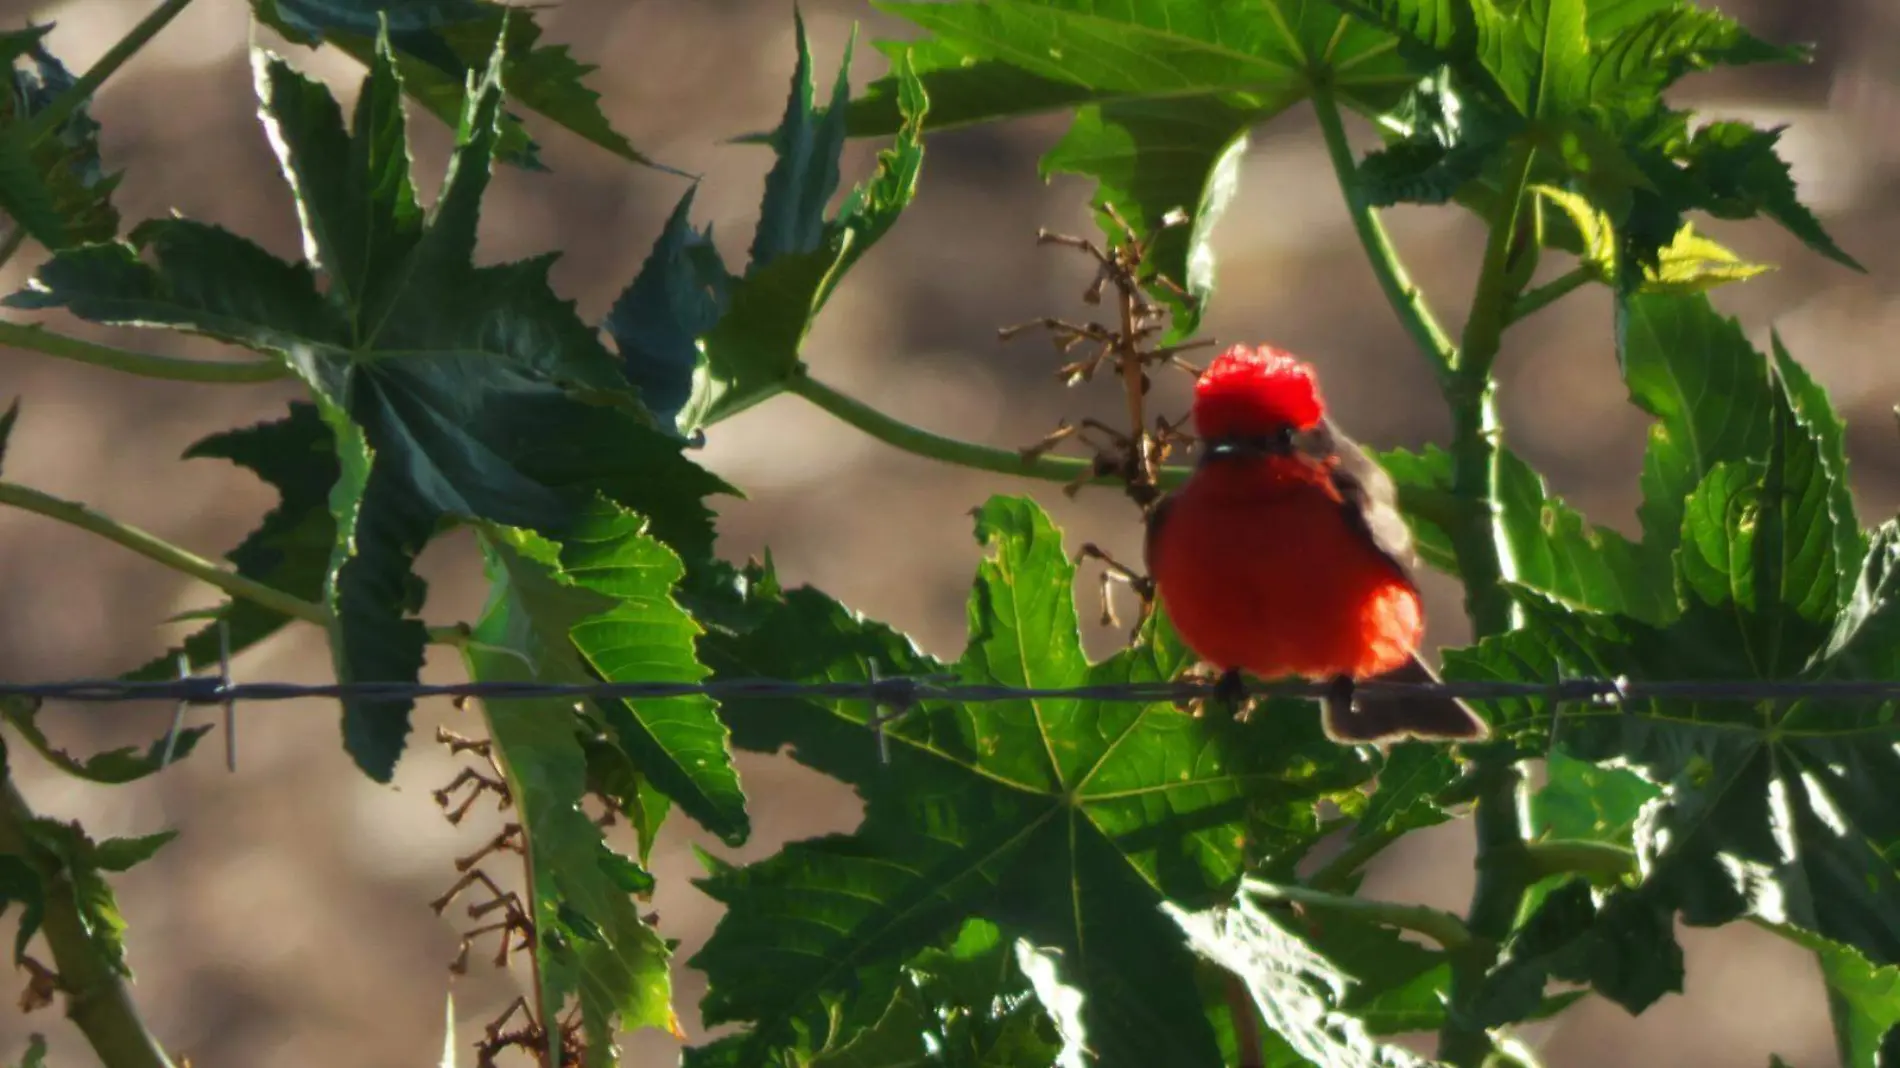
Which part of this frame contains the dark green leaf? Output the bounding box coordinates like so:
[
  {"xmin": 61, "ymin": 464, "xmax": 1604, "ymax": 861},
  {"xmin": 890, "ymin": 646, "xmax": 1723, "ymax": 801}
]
[
  {"xmin": 1378, "ymin": 443, "xmax": 1670, "ymax": 622},
  {"xmin": 1474, "ymin": 879, "xmax": 1682, "ymax": 1023},
  {"xmin": 857, "ymin": 0, "xmax": 1416, "ymax": 333},
  {"xmin": 1171, "ymin": 883, "xmax": 1430, "ymax": 1066},
  {"xmin": 464, "ymin": 525, "xmax": 680, "ymax": 1052},
  {"xmin": 254, "ymin": 0, "xmax": 655, "ymax": 168},
  {"xmin": 0, "ymin": 26, "xmax": 120, "ymax": 248},
  {"xmin": 1355, "ymin": 741, "xmax": 1460, "ymax": 839},
  {"xmin": 0, "ymin": 847, "xmax": 43, "ymax": 966},
  {"xmin": 0, "ymin": 699, "xmax": 208, "ymax": 783},
  {"xmin": 690, "ymin": 496, "xmax": 1370, "ymax": 1066},
  {"xmin": 751, "ymin": 13, "xmax": 852, "ymax": 268},
  {"xmin": 1667, "ymin": 122, "xmax": 1860, "ymax": 272},
  {"xmin": 125, "ymin": 403, "xmax": 340, "ymax": 681},
  {"xmin": 1298, "ymin": 909, "xmax": 1451, "ymax": 1036},
  {"xmin": 10, "ymin": 29, "xmax": 728, "ymax": 779},
  {"xmin": 693, "ymin": 41, "xmax": 926, "ymax": 428},
  {"xmin": 603, "ymin": 186, "xmax": 731, "ymax": 434}
]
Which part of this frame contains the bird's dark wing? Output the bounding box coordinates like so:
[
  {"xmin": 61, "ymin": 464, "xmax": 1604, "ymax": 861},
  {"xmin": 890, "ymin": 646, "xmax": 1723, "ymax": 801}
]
[{"xmin": 1300, "ymin": 417, "xmax": 1418, "ymax": 577}]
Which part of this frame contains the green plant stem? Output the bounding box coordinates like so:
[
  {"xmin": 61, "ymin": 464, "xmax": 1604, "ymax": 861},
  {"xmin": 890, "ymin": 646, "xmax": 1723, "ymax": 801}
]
[
  {"xmin": 0, "ymin": 773, "xmax": 176, "ymax": 1068},
  {"xmin": 1506, "ymin": 265, "xmax": 1594, "ymax": 325},
  {"xmin": 1524, "ymin": 839, "xmax": 1637, "ymax": 881},
  {"xmin": 0, "ymin": 321, "xmax": 289, "ymax": 383},
  {"xmin": 0, "ymin": 481, "xmax": 471, "ymax": 646},
  {"xmin": 0, "ymin": 481, "xmax": 327, "ymax": 624},
  {"xmin": 1436, "ymin": 138, "xmax": 1539, "ymax": 1068},
  {"xmin": 26, "ymin": 0, "xmax": 196, "ymax": 142},
  {"xmin": 1246, "ymin": 879, "xmax": 1471, "ymax": 951},
  {"xmin": 787, "ymin": 370, "xmax": 1189, "ymax": 489},
  {"xmin": 1311, "ymin": 87, "xmax": 1457, "ymax": 383}
]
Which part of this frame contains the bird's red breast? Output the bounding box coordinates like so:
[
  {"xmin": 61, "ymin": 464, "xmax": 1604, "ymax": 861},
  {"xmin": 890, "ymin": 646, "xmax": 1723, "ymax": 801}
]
[
  {"xmin": 1147, "ymin": 345, "xmax": 1426, "ymax": 682},
  {"xmin": 1149, "ymin": 454, "xmax": 1423, "ymax": 680}
]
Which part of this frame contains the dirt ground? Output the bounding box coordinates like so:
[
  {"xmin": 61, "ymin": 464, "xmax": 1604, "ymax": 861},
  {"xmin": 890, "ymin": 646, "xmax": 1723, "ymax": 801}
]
[{"xmin": 0, "ymin": 0, "xmax": 1895, "ymax": 1064}]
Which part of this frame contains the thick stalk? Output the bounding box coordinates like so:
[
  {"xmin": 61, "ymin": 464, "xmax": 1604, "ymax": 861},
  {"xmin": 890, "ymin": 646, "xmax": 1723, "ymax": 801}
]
[
  {"xmin": 787, "ymin": 371, "xmax": 1189, "ymax": 489},
  {"xmin": 0, "ymin": 481, "xmax": 326, "ymax": 625},
  {"xmin": 0, "ymin": 774, "xmax": 176, "ymax": 1068},
  {"xmin": 0, "ymin": 322, "xmax": 288, "ymax": 383},
  {"xmin": 1247, "ymin": 880, "xmax": 1471, "ymax": 951},
  {"xmin": 1436, "ymin": 139, "xmax": 1539, "ymax": 1066},
  {"xmin": 1311, "ymin": 88, "xmax": 1457, "ymax": 383},
  {"xmin": 25, "ymin": 0, "xmax": 196, "ymax": 142}
]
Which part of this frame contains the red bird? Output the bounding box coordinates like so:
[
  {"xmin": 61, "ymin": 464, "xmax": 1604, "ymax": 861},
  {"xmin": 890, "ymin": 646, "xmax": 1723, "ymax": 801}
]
[{"xmin": 1144, "ymin": 344, "xmax": 1488, "ymax": 744}]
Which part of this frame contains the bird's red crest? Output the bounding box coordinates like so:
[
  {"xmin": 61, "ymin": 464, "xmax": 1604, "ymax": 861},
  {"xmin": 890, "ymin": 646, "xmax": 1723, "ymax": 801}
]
[{"xmin": 1192, "ymin": 344, "xmax": 1324, "ymax": 437}]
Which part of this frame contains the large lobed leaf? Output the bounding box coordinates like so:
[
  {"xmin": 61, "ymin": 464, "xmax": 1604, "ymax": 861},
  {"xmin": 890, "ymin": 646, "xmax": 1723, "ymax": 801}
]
[
  {"xmin": 1442, "ymin": 295, "xmax": 1900, "ymax": 1011},
  {"xmin": 253, "ymin": 0, "xmax": 654, "ymax": 169},
  {"xmin": 464, "ymin": 521, "xmax": 705, "ymax": 1061},
  {"xmin": 851, "ymin": 0, "xmax": 1419, "ymax": 337},
  {"xmin": 688, "ymin": 496, "xmax": 1374, "ymax": 1066},
  {"xmin": 8, "ymin": 30, "xmax": 728, "ymax": 782}
]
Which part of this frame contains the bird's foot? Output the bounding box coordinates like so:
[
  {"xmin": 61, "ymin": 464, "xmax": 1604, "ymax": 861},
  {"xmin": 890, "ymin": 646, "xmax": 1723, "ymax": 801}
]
[
  {"xmin": 1327, "ymin": 675, "xmax": 1357, "ymax": 715},
  {"xmin": 1214, "ymin": 669, "xmax": 1249, "ymax": 718}
]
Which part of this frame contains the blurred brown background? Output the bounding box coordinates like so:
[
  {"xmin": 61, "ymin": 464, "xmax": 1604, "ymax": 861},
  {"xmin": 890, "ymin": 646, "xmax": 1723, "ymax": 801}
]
[{"xmin": 0, "ymin": 0, "xmax": 1894, "ymax": 1064}]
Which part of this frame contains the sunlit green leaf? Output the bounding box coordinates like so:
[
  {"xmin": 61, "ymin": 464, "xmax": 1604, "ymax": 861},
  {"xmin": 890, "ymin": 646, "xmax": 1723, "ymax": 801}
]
[{"xmin": 689, "ymin": 497, "xmax": 1370, "ymax": 1066}]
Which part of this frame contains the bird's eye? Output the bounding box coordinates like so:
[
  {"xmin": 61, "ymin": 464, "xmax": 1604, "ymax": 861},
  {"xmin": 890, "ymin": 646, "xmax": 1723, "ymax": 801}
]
[{"xmin": 1274, "ymin": 426, "xmax": 1296, "ymax": 449}]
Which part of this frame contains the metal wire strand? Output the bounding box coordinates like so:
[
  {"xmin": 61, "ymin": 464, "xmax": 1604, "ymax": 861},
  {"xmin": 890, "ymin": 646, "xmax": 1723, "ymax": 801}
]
[{"xmin": 5, "ymin": 673, "xmax": 1900, "ymax": 707}]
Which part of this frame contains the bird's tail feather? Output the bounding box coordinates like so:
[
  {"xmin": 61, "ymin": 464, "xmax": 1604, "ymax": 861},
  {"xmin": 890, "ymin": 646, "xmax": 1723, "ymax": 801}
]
[{"xmin": 1322, "ymin": 655, "xmax": 1489, "ymax": 744}]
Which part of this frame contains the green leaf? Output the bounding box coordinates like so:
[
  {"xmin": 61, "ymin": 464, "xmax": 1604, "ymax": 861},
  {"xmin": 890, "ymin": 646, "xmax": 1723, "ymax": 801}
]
[
  {"xmin": 1355, "ymin": 742, "xmax": 1460, "ymax": 840},
  {"xmin": 1040, "ymin": 97, "xmax": 1250, "ymax": 337},
  {"xmin": 1473, "ymin": 879, "xmax": 1682, "ymax": 1023},
  {"xmin": 0, "ymin": 845, "xmax": 43, "ymax": 965},
  {"xmin": 1378, "ymin": 443, "xmax": 1671, "ymax": 623},
  {"xmin": 807, "ymin": 919, "xmax": 1065, "ymax": 1068},
  {"xmin": 690, "ymin": 37, "xmax": 927, "ymax": 430},
  {"xmin": 603, "ymin": 186, "xmax": 731, "ymax": 434},
  {"xmin": 752, "ymin": 13, "xmax": 852, "ymax": 268},
  {"xmin": 1297, "ymin": 909, "xmax": 1452, "ymax": 1036},
  {"xmin": 1169, "ymin": 883, "xmax": 1431, "ymax": 1067},
  {"xmin": 253, "ymin": 0, "xmax": 656, "ymax": 169},
  {"xmin": 1456, "ymin": 582, "xmax": 1900, "ymax": 966},
  {"xmin": 1616, "ymin": 290, "xmax": 1865, "ymax": 621},
  {"xmin": 549, "ymin": 503, "xmax": 748, "ymax": 843},
  {"xmin": 1665, "ymin": 122, "xmax": 1860, "ymax": 272},
  {"xmin": 689, "ymin": 496, "xmax": 1370, "ymax": 1066},
  {"xmin": 1531, "ymin": 748, "xmax": 1658, "ymax": 849},
  {"xmin": 125, "ymin": 403, "xmax": 340, "ymax": 681},
  {"xmin": 0, "ymin": 699, "xmax": 208, "ymax": 783},
  {"xmin": 20, "ymin": 819, "xmax": 175, "ymax": 976},
  {"xmin": 8, "ymin": 1034, "xmax": 45, "ymax": 1068},
  {"xmin": 0, "ymin": 26, "xmax": 120, "ymax": 249},
  {"xmin": 464, "ymin": 525, "xmax": 681, "ymax": 1055},
  {"xmin": 11, "ymin": 29, "xmax": 728, "ymax": 780},
  {"xmin": 1772, "ymin": 927, "xmax": 1900, "ymax": 1068},
  {"xmin": 856, "ymin": 0, "xmax": 1417, "ymax": 334}
]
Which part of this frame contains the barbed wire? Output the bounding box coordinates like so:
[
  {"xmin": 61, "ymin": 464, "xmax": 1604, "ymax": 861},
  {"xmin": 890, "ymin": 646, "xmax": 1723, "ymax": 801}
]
[{"xmin": 13, "ymin": 672, "xmax": 1900, "ymax": 707}]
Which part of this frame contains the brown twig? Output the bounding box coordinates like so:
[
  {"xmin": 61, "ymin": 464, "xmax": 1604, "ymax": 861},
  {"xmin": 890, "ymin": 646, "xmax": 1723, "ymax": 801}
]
[{"xmin": 1003, "ymin": 203, "xmax": 1210, "ymax": 634}]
